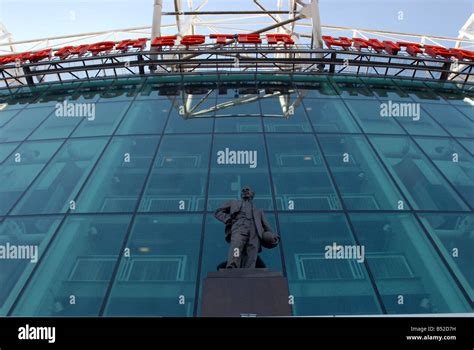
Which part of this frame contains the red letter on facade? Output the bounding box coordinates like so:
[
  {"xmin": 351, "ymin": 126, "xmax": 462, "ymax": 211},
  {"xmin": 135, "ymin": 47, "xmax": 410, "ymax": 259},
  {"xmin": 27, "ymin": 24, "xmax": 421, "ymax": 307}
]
[
  {"xmin": 210, "ymin": 34, "xmax": 234, "ymax": 44},
  {"xmin": 55, "ymin": 45, "xmax": 90, "ymax": 59},
  {"xmin": 0, "ymin": 54, "xmax": 22, "ymax": 65},
  {"xmin": 382, "ymin": 41, "xmax": 400, "ymax": 55},
  {"xmin": 449, "ymin": 48, "xmax": 474, "ymax": 61},
  {"xmin": 423, "ymin": 45, "xmax": 454, "ymax": 59},
  {"xmin": 22, "ymin": 49, "xmax": 52, "ymax": 63},
  {"xmin": 266, "ymin": 34, "xmax": 295, "ymax": 45},
  {"xmin": 397, "ymin": 42, "xmax": 423, "ymax": 56},
  {"xmin": 88, "ymin": 41, "xmax": 116, "ymax": 55},
  {"xmin": 151, "ymin": 36, "xmax": 177, "ymax": 47},
  {"xmin": 322, "ymin": 36, "xmax": 352, "ymax": 49},
  {"xmin": 352, "ymin": 38, "xmax": 385, "ymax": 52},
  {"xmin": 116, "ymin": 38, "xmax": 148, "ymax": 52},
  {"xmin": 180, "ymin": 35, "xmax": 206, "ymax": 46},
  {"xmin": 237, "ymin": 34, "xmax": 262, "ymax": 44}
]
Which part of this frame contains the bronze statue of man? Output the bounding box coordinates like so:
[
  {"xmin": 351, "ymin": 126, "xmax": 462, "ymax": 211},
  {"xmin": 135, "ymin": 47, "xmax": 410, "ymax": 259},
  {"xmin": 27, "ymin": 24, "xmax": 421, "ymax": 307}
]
[{"xmin": 214, "ymin": 186, "xmax": 279, "ymax": 268}]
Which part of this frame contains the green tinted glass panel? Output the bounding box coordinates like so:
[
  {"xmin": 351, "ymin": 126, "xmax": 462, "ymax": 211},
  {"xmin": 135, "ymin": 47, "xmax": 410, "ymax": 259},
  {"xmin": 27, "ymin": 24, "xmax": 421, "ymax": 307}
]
[
  {"xmin": 76, "ymin": 136, "xmax": 160, "ymax": 213},
  {"xmin": 279, "ymin": 213, "xmax": 382, "ymax": 316},
  {"xmin": 139, "ymin": 135, "xmax": 211, "ymax": 212},
  {"xmin": 12, "ymin": 138, "xmax": 107, "ymax": 215},
  {"xmin": 0, "ymin": 107, "xmax": 53, "ymax": 142},
  {"xmin": 304, "ymin": 99, "xmax": 361, "ymax": 133},
  {"xmin": 12, "ymin": 215, "xmax": 132, "ymax": 316},
  {"xmin": 369, "ymin": 135, "xmax": 469, "ymax": 211},
  {"xmin": 319, "ymin": 134, "xmax": 408, "ymax": 210},
  {"xmin": 103, "ymin": 214, "xmax": 202, "ymax": 316},
  {"xmin": 266, "ymin": 134, "xmax": 342, "ymax": 210},
  {"xmin": 350, "ymin": 213, "xmax": 471, "ymax": 313},
  {"xmin": 117, "ymin": 100, "xmax": 172, "ymax": 135},
  {"xmin": 422, "ymin": 103, "xmax": 474, "ymax": 138}
]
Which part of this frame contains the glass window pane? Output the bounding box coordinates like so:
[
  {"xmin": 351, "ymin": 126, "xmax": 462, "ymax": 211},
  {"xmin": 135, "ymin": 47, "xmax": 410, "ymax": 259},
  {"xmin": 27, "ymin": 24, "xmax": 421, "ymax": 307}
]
[
  {"xmin": 293, "ymin": 76, "xmax": 340, "ymax": 98},
  {"xmin": 279, "ymin": 213, "xmax": 382, "ymax": 316},
  {"xmin": 0, "ymin": 216, "xmax": 62, "ymax": 315},
  {"xmin": 0, "ymin": 140, "xmax": 62, "ymax": 215},
  {"xmin": 215, "ymin": 116, "xmax": 262, "ymax": 133},
  {"xmin": 0, "ymin": 107, "xmax": 53, "ymax": 142},
  {"xmin": 418, "ymin": 213, "xmax": 474, "ymax": 302},
  {"xmin": 319, "ymin": 134, "xmax": 408, "ymax": 210},
  {"xmin": 422, "ymin": 103, "xmax": 474, "ymax": 138},
  {"xmin": 369, "ymin": 135, "xmax": 469, "ymax": 211},
  {"xmin": 139, "ymin": 135, "xmax": 211, "ymax": 212},
  {"xmin": 350, "ymin": 213, "xmax": 471, "ymax": 313},
  {"xmin": 304, "ymin": 98, "xmax": 361, "ymax": 133},
  {"xmin": 0, "ymin": 142, "xmax": 19, "ymax": 163},
  {"xmin": 12, "ymin": 215, "xmax": 132, "ymax": 316},
  {"xmin": 414, "ymin": 137, "xmax": 474, "ymax": 208},
  {"xmin": 116, "ymin": 100, "xmax": 172, "ymax": 135},
  {"xmin": 76, "ymin": 136, "xmax": 160, "ymax": 213},
  {"xmin": 453, "ymin": 105, "xmax": 474, "ymax": 122},
  {"xmin": 103, "ymin": 214, "xmax": 202, "ymax": 316},
  {"xmin": 329, "ymin": 76, "xmax": 375, "ymax": 99},
  {"xmin": 28, "ymin": 109, "xmax": 84, "ymax": 140},
  {"xmin": 71, "ymin": 101, "xmax": 130, "ymax": 137},
  {"xmin": 262, "ymin": 96, "xmax": 312, "ymax": 133},
  {"xmin": 345, "ymin": 99, "xmax": 406, "ymax": 134},
  {"xmin": 98, "ymin": 78, "xmax": 144, "ymax": 102},
  {"xmin": 208, "ymin": 134, "xmax": 273, "ymax": 211},
  {"xmin": 12, "ymin": 138, "xmax": 108, "ymax": 215},
  {"xmin": 394, "ymin": 80, "xmax": 441, "ymax": 103},
  {"xmin": 395, "ymin": 109, "xmax": 448, "ymax": 136},
  {"xmin": 360, "ymin": 78, "xmax": 410, "ymax": 101},
  {"xmin": 266, "ymin": 134, "xmax": 342, "ymax": 210},
  {"xmin": 0, "ymin": 108, "xmax": 21, "ymax": 128},
  {"xmin": 165, "ymin": 109, "xmax": 213, "ymax": 134},
  {"xmin": 457, "ymin": 139, "xmax": 474, "ymax": 156}
]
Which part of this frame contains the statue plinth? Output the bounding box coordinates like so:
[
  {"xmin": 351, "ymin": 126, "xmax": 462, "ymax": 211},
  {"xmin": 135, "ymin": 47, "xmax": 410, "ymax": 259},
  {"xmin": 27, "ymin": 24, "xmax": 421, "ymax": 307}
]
[{"xmin": 200, "ymin": 268, "xmax": 292, "ymax": 317}]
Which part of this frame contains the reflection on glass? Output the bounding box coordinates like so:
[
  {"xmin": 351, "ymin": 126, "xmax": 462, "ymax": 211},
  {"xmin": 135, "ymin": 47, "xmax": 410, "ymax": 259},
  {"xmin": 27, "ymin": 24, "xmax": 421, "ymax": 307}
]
[
  {"xmin": 76, "ymin": 136, "xmax": 160, "ymax": 212},
  {"xmin": 262, "ymin": 95, "xmax": 312, "ymax": 133},
  {"xmin": 0, "ymin": 140, "xmax": 62, "ymax": 215},
  {"xmin": 117, "ymin": 99, "xmax": 172, "ymax": 135},
  {"xmin": 208, "ymin": 134, "xmax": 273, "ymax": 211},
  {"xmin": 0, "ymin": 107, "xmax": 53, "ymax": 142},
  {"xmin": 0, "ymin": 216, "xmax": 61, "ymax": 314},
  {"xmin": 319, "ymin": 135, "xmax": 408, "ymax": 210},
  {"xmin": 369, "ymin": 135, "xmax": 468, "ymax": 211},
  {"xmin": 71, "ymin": 101, "xmax": 131, "ymax": 137},
  {"xmin": 266, "ymin": 134, "xmax": 341, "ymax": 210},
  {"xmin": 279, "ymin": 213, "xmax": 382, "ymax": 315},
  {"xmin": 350, "ymin": 213, "xmax": 471, "ymax": 313},
  {"xmin": 140, "ymin": 135, "xmax": 211, "ymax": 212},
  {"xmin": 418, "ymin": 213, "xmax": 474, "ymax": 301},
  {"xmin": 345, "ymin": 99, "xmax": 406, "ymax": 134},
  {"xmin": 414, "ymin": 137, "xmax": 474, "ymax": 208},
  {"xmin": 12, "ymin": 138, "xmax": 107, "ymax": 215},
  {"xmin": 304, "ymin": 99, "xmax": 361, "ymax": 133},
  {"xmin": 422, "ymin": 103, "xmax": 474, "ymax": 138},
  {"xmin": 104, "ymin": 214, "xmax": 202, "ymax": 316},
  {"xmin": 12, "ymin": 215, "xmax": 132, "ymax": 316}
]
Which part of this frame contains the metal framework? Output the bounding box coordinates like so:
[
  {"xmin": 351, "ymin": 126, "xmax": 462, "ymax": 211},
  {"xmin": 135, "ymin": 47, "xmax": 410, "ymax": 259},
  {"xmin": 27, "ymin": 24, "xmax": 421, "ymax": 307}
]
[{"xmin": 0, "ymin": 1, "xmax": 473, "ymax": 90}]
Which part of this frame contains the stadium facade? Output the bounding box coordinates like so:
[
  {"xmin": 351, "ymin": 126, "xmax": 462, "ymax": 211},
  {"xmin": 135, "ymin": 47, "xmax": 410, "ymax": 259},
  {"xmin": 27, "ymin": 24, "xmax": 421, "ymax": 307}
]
[{"xmin": 0, "ymin": 1, "xmax": 473, "ymax": 317}]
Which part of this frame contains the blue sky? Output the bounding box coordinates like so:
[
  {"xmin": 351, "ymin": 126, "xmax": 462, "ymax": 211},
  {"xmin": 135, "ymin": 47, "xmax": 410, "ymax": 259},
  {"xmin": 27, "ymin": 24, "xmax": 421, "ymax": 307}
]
[{"xmin": 0, "ymin": 0, "xmax": 472, "ymax": 42}]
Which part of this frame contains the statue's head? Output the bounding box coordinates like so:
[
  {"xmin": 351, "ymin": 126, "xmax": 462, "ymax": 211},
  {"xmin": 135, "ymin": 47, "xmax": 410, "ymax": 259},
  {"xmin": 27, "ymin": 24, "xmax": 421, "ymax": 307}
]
[{"xmin": 241, "ymin": 186, "xmax": 255, "ymax": 200}]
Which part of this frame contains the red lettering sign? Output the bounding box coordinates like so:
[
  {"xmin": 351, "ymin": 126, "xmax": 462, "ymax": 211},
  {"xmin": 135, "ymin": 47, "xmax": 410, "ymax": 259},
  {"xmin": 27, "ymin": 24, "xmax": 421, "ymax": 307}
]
[
  {"xmin": 322, "ymin": 36, "xmax": 352, "ymax": 49},
  {"xmin": 424, "ymin": 45, "xmax": 454, "ymax": 59},
  {"xmin": 398, "ymin": 42, "xmax": 423, "ymax": 56},
  {"xmin": 88, "ymin": 41, "xmax": 115, "ymax": 55},
  {"xmin": 54, "ymin": 45, "xmax": 90, "ymax": 59},
  {"xmin": 151, "ymin": 36, "xmax": 177, "ymax": 47},
  {"xmin": 237, "ymin": 34, "xmax": 261, "ymax": 44},
  {"xmin": 180, "ymin": 35, "xmax": 206, "ymax": 46},
  {"xmin": 449, "ymin": 48, "xmax": 474, "ymax": 61},
  {"xmin": 116, "ymin": 38, "xmax": 148, "ymax": 51},
  {"xmin": 352, "ymin": 38, "xmax": 385, "ymax": 52},
  {"xmin": 210, "ymin": 34, "xmax": 234, "ymax": 44},
  {"xmin": 382, "ymin": 41, "xmax": 401, "ymax": 55},
  {"xmin": 266, "ymin": 34, "xmax": 294, "ymax": 45},
  {"xmin": 22, "ymin": 49, "xmax": 52, "ymax": 63}
]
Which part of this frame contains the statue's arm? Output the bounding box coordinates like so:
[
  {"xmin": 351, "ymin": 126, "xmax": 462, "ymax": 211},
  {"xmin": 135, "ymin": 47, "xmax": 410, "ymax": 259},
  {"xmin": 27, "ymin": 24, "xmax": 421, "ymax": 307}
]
[{"xmin": 214, "ymin": 201, "xmax": 232, "ymax": 224}]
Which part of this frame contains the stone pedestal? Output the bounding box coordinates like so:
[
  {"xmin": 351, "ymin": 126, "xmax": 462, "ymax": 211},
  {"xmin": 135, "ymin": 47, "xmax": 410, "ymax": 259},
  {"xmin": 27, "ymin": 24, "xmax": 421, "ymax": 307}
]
[{"xmin": 201, "ymin": 268, "xmax": 291, "ymax": 317}]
